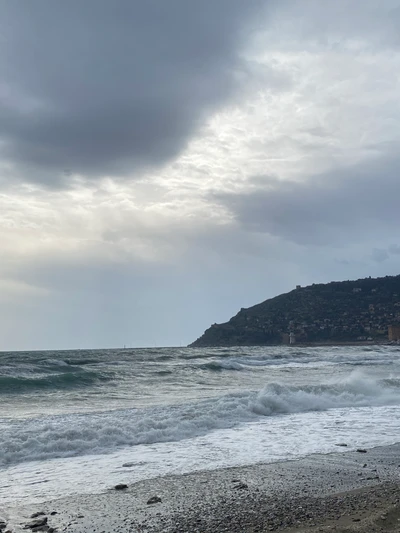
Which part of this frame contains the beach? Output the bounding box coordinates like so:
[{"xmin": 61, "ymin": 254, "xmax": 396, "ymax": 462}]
[
  {"xmin": 7, "ymin": 443, "xmax": 400, "ymax": 533},
  {"xmin": 2, "ymin": 1, "xmax": 400, "ymax": 529},
  {"xmin": 1, "ymin": 345, "xmax": 399, "ymax": 532}
]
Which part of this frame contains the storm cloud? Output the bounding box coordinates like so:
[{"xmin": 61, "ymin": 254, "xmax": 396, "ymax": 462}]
[
  {"xmin": 0, "ymin": 0, "xmax": 264, "ymax": 185},
  {"xmin": 1, "ymin": 0, "xmax": 400, "ymax": 350},
  {"xmin": 215, "ymin": 154, "xmax": 400, "ymax": 247}
]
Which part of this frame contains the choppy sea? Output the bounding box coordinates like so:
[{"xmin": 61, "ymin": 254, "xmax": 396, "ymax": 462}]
[{"xmin": 1, "ymin": 345, "xmax": 400, "ymax": 510}]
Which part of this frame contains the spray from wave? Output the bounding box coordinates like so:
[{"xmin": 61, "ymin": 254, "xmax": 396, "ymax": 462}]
[{"xmin": 0, "ymin": 372, "xmax": 398, "ymax": 466}]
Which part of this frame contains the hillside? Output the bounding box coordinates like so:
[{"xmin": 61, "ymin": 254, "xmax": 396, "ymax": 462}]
[{"xmin": 190, "ymin": 275, "xmax": 400, "ymax": 347}]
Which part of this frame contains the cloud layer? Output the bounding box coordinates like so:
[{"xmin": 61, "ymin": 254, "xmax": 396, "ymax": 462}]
[
  {"xmin": 1, "ymin": 0, "xmax": 400, "ymax": 349},
  {"xmin": 0, "ymin": 0, "xmax": 263, "ymax": 184},
  {"xmin": 215, "ymin": 154, "xmax": 400, "ymax": 247}
]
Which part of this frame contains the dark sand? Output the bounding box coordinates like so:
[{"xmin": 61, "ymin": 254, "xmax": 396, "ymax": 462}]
[{"xmin": 7, "ymin": 444, "xmax": 400, "ymax": 532}]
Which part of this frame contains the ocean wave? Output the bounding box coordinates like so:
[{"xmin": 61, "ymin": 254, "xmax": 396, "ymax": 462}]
[
  {"xmin": 188, "ymin": 349, "xmax": 399, "ymax": 372},
  {"xmin": 152, "ymin": 354, "xmax": 174, "ymax": 362},
  {"xmin": 152, "ymin": 369, "xmax": 173, "ymax": 376},
  {"xmin": 64, "ymin": 359, "xmax": 102, "ymax": 366},
  {"xmin": 198, "ymin": 355, "xmax": 326, "ymax": 371},
  {"xmin": 42, "ymin": 359, "xmax": 70, "ymax": 367},
  {"xmin": 383, "ymin": 377, "xmax": 400, "ymax": 388},
  {"xmin": 1, "ymin": 372, "xmax": 398, "ymax": 466},
  {"xmin": 250, "ymin": 373, "xmax": 399, "ymax": 416},
  {"xmin": 0, "ymin": 370, "xmax": 112, "ymax": 394},
  {"xmin": 201, "ymin": 360, "xmax": 244, "ymax": 371}
]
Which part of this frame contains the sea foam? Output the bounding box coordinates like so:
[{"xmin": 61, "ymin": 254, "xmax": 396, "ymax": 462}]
[{"xmin": 0, "ymin": 372, "xmax": 398, "ymax": 466}]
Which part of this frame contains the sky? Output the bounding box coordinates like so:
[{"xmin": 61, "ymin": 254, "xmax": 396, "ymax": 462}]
[{"xmin": 1, "ymin": 1, "xmax": 400, "ymax": 350}]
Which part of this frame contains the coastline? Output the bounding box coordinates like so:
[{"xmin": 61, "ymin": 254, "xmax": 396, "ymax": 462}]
[
  {"xmin": 190, "ymin": 341, "xmax": 394, "ymax": 348},
  {"xmin": 7, "ymin": 443, "xmax": 400, "ymax": 533}
]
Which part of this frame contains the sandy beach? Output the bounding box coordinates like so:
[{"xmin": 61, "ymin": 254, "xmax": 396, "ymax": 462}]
[{"xmin": 5, "ymin": 443, "xmax": 399, "ymax": 533}]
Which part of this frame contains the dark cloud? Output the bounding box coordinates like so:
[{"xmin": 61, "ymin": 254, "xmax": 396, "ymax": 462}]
[
  {"xmin": 215, "ymin": 154, "xmax": 400, "ymax": 247},
  {"xmin": 0, "ymin": 0, "xmax": 265, "ymax": 186}
]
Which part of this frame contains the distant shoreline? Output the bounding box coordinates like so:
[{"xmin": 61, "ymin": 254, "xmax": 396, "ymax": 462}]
[{"xmin": 190, "ymin": 340, "xmax": 394, "ymax": 348}]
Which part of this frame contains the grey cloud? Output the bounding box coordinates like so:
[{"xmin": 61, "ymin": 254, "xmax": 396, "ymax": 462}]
[
  {"xmin": 215, "ymin": 154, "xmax": 400, "ymax": 247},
  {"xmin": 371, "ymin": 248, "xmax": 389, "ymax": 263},
  {"xmin": 389, "ymin": 244, "xmax": 400, "ymax": 255},
  {"xmin": 371, "ymin": 243, "xmax": 400, "ymax": 262},
  {"xmin": 0, "ymin": 0, "xmax": 265, "ymax": 186},
  {"xmin": 273, "ymin": 0, "xmax": 400, "ymax": 47}
]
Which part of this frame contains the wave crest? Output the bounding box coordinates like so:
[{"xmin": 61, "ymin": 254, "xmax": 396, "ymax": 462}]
[
  {"xmin": 0, "ymin": 372, "xmax": 398, "ymax": 466},
  {"xmin": 0, "ymin": 371, "xmax": 112, "ymax": 393}
]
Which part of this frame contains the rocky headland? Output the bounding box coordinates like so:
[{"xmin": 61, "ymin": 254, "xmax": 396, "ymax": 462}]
[{"xmin": 190, "ymin": 274, "xmax": 400, "ymax": 347}]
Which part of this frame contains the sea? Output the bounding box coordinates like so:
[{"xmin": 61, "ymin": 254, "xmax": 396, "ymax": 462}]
[{"xmin": 1, "ymin": 345, "xmax": 400, "ymax": 513}]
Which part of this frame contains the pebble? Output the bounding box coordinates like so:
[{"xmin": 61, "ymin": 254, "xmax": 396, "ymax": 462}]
[
  {"xmin": 153, "ymin": 481, "xmax": 400, "ymax": 533},
  {"xmin": 23, "ymin": 516, "xmax": 48, "ymax": 529},
  {"xmin": 114, "ymin": 483, "xmax": 128, "ymax": 490},
  {"xmin": 147, "ymin": 496, "xmax": 162, "ymax": 505},
  {"xmin": 234, "ymin": 483, "xmax": 249, "ymax": 490}
]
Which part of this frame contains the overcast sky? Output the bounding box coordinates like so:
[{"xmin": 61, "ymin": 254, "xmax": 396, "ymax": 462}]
[{"xmin": 1, "ymin": 0, "xmax": 400, "ymax": 350}]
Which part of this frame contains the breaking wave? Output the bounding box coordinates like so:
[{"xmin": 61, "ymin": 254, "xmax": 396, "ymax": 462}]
[
  {"xmin": 1, "ymin": 372, "xmax": 398, "ymax": 466},
  {"xmin": 201, "ymin": 360, "xmax": 244, "ymax": 371}
]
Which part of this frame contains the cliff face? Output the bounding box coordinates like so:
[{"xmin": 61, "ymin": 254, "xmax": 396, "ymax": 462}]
[{"xmin": 190, "ymin": 275, "xmax": 400, "ymax": 347}]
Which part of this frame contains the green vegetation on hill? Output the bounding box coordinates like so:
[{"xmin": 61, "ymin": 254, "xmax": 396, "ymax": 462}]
[{"xmin": 190, "ymin": 275, "xmax": 400, "ymax": 347}]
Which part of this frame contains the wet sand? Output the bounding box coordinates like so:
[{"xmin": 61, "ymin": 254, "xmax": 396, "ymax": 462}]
[{"xmin": 6, "ymin": 444, "xmax": 400, "ymax": 532}]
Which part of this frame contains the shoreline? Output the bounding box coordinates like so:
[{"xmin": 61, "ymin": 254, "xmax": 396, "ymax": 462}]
[
  {"xmin": 6, "ymin": 443, "xmax": 400, "ymax": 532},
  {"xmin": 190, "ymin": 341, "xmax": 394, "ymax": 348}
]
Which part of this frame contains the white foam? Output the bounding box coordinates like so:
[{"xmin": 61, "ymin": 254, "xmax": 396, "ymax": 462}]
[
  {"xmin": 43, "ymin": 359, "xmax": 69, "ymax": 366},
  {"xmin": 0, "ymin": 372, "xmax": 398, "ymax": 466},
  {"xmin": 1, "ymin": 405, "xmax": 399, "ymax": 507}
]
